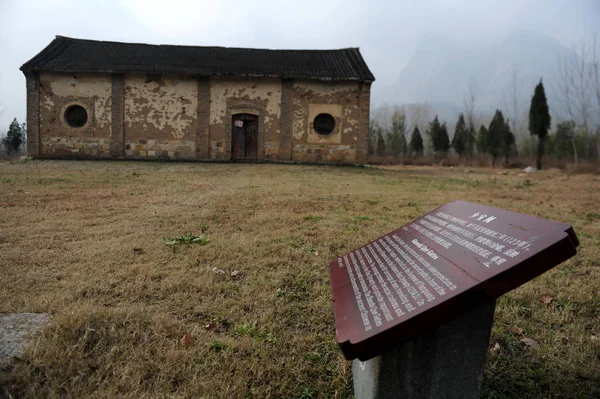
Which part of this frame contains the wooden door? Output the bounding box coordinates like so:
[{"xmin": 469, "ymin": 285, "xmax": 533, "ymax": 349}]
[{"xmin": 231, "ymin": 114, "xmax": 258, "ymax": 159}]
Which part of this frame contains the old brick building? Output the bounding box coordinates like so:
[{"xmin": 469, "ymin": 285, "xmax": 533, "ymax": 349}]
[{"xmin": 21, "ymin": 36, "xmax": 374, "ymax": 164}]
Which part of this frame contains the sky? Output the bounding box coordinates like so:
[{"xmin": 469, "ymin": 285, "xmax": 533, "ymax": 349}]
[{"xmin": 0, "ymin": 0, "xmax": 598, "ymax": 132}]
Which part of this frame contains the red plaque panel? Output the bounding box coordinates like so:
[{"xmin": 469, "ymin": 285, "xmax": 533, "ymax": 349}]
[{"xmin": 329, "ymin": 200, "xmax": 579, "ymax": 361}]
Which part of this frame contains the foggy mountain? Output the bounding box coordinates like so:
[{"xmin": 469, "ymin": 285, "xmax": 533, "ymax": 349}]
[{"xmin": 374, "ymin": 31, "xmax": 576, "ymax": 126}]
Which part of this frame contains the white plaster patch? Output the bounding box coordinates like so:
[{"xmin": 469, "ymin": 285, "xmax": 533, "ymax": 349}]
[
  {"xmin": 42, "ymin": 95, "xmax": 55, "ymax": 110},
  {"xmin": 209, "ymin": 77, "xmax": 281, "ymax": 126},
  {"xmin": 293, "ymin": 80, "xmax": 357, "ymax": 96},
  {"xmin": 94, "ymin": 97, "xmax": 112, "ymax": 128},
  {"xmin": 45, "ymin": 72, "xmax": 111, "ymax": 98},
  {"xmin": 41, "ymin": 72, "xmax": 112, "ymax": 130},
  {"xmin": 292, "ymin": 99, "xmax": 307, "ymax": 141},
  {"xmin": 124, "ymin": 74, "xmax": 198, "ymax": 139}
]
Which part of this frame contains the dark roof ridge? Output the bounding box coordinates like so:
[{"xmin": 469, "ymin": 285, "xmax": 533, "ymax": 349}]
[
  {"xmin": 21, "ymin": 36, "xmax": 375, "ymax": 82},
  {"xmin": 54, "ymin": 35, "xmax": 362, "ymax": 54}
]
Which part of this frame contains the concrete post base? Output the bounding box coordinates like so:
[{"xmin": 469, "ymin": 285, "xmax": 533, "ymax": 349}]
[{"xmin": 352, "ymin": 300, "xmax": 496, "ymax": 399}]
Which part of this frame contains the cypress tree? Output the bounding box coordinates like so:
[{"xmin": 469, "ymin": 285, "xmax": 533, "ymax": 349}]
[
  {"xmin": 501, "ymin": 119, "xmax": 516, "ymax": 164},
  {"xmin": 452, "ymin": 113, "xmax": 468, "ymax": 158},
  {"xmin": 528, "ymin": 79, "xmax": 551, "ymax": 169},
  {"xmin": 487, "ymin": 110, "xmax": 506, "ymax": 167},
  {"xmin": 429, "ymin": 116, "xmax": 450, "ymax": 159},
  {"xmin": 376, "ymin": 130, "xmax": 386, "ymax": 157},
  {"xmin": 410, "ymin": 126, "xmax": 424, "ymax": 156},
  {"xmin": 2, "ymin": 119, "xmax": 25, "ymax": 155},
  {"xmin": 428, "ymin": 116, "xmax": 441, "ymax": 154},
  {"xmin": 466, "ymin": 124, "xmax": 476, "ymax": 157},
  {"xmin": 476, "ymin": 125, "xmax": 488, "ymax": 154},
  {"xmin": 439, "ymin": 122, "xmax": 450, "ymax": 156}
]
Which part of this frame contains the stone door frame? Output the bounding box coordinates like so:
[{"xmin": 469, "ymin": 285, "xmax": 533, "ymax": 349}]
[{"xmin": 225, "ymin": 104, "xmax": 264, "ymax": 160}]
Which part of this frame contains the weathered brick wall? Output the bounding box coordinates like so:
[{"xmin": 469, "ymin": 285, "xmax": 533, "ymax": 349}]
[
  {"xmin": 196, "ymin": 78, "xmax": 210, "ymax": 160},
  {"xmin": 25, "ymin": 73, "xmax": 40, "ymax": 157},
  {"xmin": 291, "ymin": 80, "xmax": 362, "ymax": 163},
  {"xmin": 279, "ymin": 80, "xmax": 293, "ymax": 161},
  {"xmin": 38, "ymin": 72, "xmax": 112, "ymax": 157},
  {"xmin": 41, "ymin": 137, "xmax": 110, "ymax": 157},
  {"xmin": 123, "ymin": 73, "xmax": 198, "ymax": 159},
  {"xmin": 125, "ymin": 138, "xmax": 196, "ymax": 159},
  {"xmin": 209, "ymin": 77, "xmax": 281, "ymax": 160},
  {"xmin": 110, "ymin": 74, "xmax": 124, "ymax": 157},
  {"xmin": 29, "ymin": 70, "xmax": 370, "ymax": 164}
]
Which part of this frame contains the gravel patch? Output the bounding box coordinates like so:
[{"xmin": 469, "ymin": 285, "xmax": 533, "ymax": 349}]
[{"xmin": 0, "ymin": 313, "xmax": 50, "ymax": 368}]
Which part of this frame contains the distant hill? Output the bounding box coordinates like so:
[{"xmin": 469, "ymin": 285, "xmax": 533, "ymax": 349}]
[{"xmin": 374, "ymin": 31, "xmax": 576, "ymax": 125}]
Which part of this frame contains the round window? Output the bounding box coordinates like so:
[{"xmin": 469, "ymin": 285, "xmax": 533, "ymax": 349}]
[
  {"xmin": 313, "ymin": 113, "xmax": 336, "ymax": 135},
  {"xmin": 64, "ymin": 105, "xmax": 88, "ymax": 128}
]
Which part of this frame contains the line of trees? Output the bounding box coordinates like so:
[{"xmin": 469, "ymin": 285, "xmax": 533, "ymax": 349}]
[
  {"xmin": 369, "ymin": 107, "xmax": 517, "ymax": 166},
  {"xmin": 368, "ymin": 80, "xmax": 560, "ymax": 168},
  {"xmin": 370, "ymin": 36, "xmax": 600, "ymax": 167}
]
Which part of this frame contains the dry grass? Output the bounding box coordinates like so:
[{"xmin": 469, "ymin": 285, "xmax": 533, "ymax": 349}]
[{"xmin": 0, "ymin": 160, "xmax": 599, "ymax": 398}]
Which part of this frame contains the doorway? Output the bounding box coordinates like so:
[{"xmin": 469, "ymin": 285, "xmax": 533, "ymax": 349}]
[{"xmin": 231, "ymin": 113, "xmax": 258, "ymax": 160}]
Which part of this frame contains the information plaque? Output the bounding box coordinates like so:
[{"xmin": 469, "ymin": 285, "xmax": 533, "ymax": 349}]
[{"xmin": 329, "ymin": 200, "xmax": 579, "ymax": 361}]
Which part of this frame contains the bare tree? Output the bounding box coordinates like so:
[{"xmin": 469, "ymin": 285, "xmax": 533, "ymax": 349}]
[
  {"xmin": 555, "ymin": 40, "xmax": 594, "ymax": 161},
  {"xmin": 462, "ymin": 75, "xmax": 478, "ymax": 129},
  {"xmin": 502, "ymin": 69, "xmax": 525, "ymax": 140},
  {"xmin": 552, "ymin": 64, "xmax": 578, "ymax": 163},
  {"xmin": 574, "ymin": 42, "xmax": 593, "ymax": 159},
  {"xmin": 372, "ymin": 103, "xmax": 393, "ymax": 132}
]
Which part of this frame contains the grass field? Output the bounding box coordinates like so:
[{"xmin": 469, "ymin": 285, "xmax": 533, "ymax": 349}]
[{"xmin": 0, "ymin": 160, "xmax": 599, "ymax": 398}]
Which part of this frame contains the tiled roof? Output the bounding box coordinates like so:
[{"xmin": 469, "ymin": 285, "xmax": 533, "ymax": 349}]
[{"xmin": 21, "ymin": 36, "xmax": 375, "ymax": 82}]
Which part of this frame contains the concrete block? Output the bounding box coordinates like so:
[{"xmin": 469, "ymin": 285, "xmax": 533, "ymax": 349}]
[{"xmin": 352, "ymin": 300, "xmax": 496, "ymax": 399}]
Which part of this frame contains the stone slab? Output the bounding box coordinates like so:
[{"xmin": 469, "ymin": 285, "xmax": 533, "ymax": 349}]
[
  {"xmin": 0, "ymin": 313, "xmax": 50, "ymax": 368},
  {"xmin": 329, "ymin": 200, "xmax": 578, "ymax": 361}
]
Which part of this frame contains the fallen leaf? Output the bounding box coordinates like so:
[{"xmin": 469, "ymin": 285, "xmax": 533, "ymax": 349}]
[
  {"xmin": 520, "ymin": 337, "xmax": 540, "ymax": 349},
  {"xmin": 132, "ymin": 247, "xmax": 143, "ymax": 255},
  {"xmin": 180, "ymin": 333, "xmax": 194, "ymax": 347},
  {"xmin": 510, "ymin": 326, "xmax": 524, "ymax": 335},
  {"xmin": 591, "ymin": 335, "xmax": 599, "ymax": 342},
  {"xmin": 539, "ymin": 295, "xmax": 553, "ymax": 305},
  {"xmin": 204, "ymin": 322, "xmax": 217, "ymax": 332},
  {"xmin": 489, "ymin": 342, "xmax": 501, "ymax": 353},
  {"xmin": 211, "ymin": 267, "xmax": 225, "ymax": 275}
]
